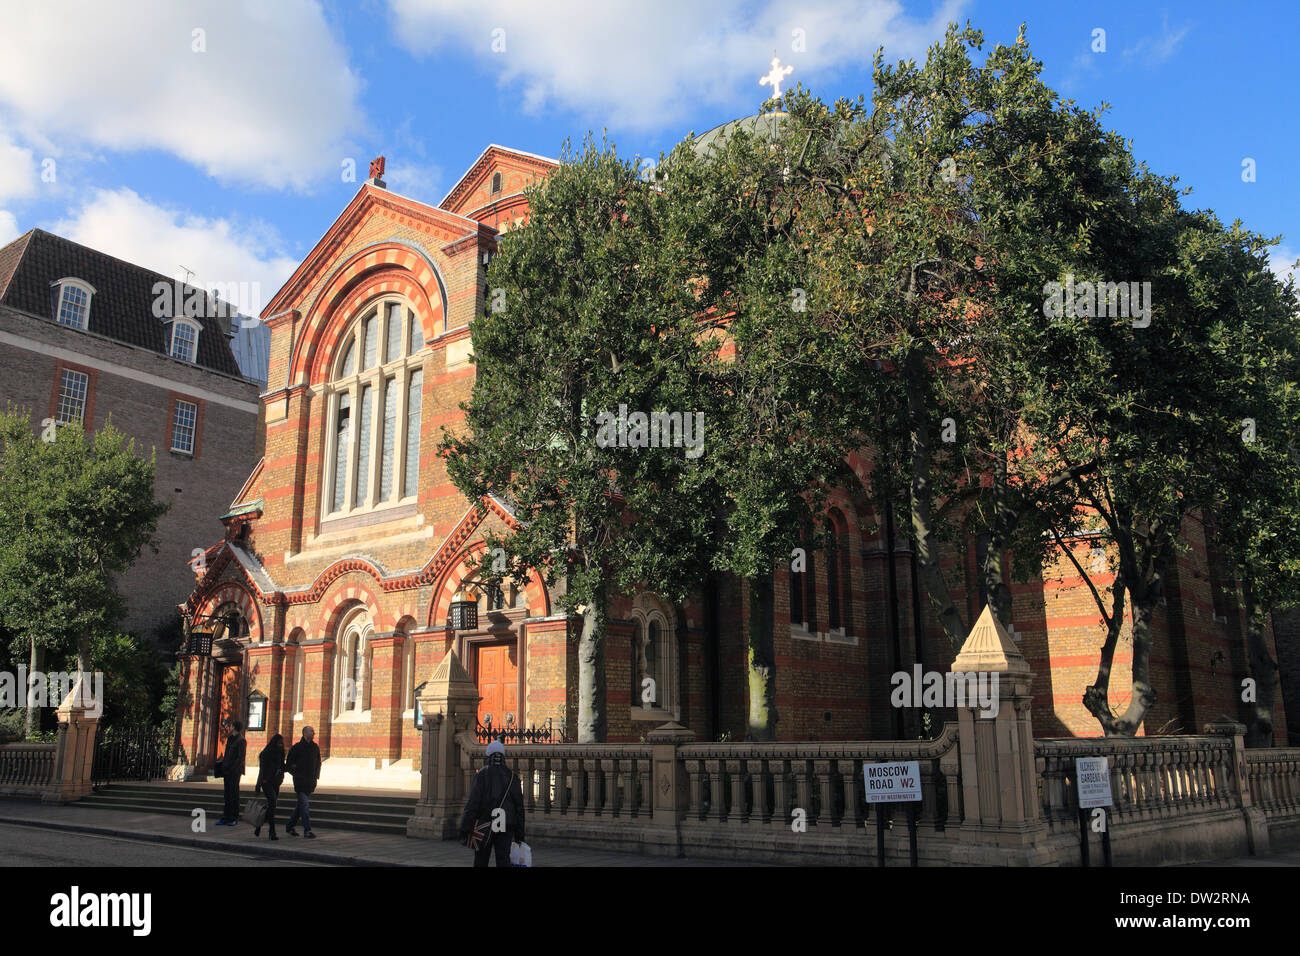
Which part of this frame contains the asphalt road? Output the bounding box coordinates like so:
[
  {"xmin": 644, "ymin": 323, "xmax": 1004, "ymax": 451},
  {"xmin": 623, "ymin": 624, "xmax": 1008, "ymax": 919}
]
[{"xmin": 0, "ymin": 822, "xmax": 325, "ymax": 867}]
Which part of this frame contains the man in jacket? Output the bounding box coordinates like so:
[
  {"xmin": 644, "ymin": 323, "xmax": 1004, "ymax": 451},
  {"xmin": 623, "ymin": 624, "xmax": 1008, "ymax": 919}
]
[
  {"xmin": 216, "ymin": 720, "xmax": 245, "ymax": 826},
  {"xmin": 459, "ymin": 739, "xmax": 524, "ymax": 867},
  {"xmin": 284, "ymin": 726, "xmax": 321, "ymax": 838}
]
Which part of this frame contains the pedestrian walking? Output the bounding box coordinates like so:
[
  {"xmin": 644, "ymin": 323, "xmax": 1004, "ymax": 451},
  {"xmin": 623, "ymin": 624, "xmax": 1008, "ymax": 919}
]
[
  {"xmin": 253, "ymin": 733, "xmax": 286, "ymax": 840},
  {"xmin": 459, "ymin": 739, "xmax": 524, "ymax": 867},
  {"xmin": 284, "ymin": 726, "xmax": 321, "ymax": 838},
  {"xmin": 216, "ymin": 720, "xmax": 246, "ymax": 826}
]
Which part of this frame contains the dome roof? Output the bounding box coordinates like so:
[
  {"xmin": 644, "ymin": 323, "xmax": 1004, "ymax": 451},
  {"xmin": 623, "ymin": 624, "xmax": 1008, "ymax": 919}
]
[{"xmin": 689, "ymin": 111, "xmax": 789, "ymax": 157}]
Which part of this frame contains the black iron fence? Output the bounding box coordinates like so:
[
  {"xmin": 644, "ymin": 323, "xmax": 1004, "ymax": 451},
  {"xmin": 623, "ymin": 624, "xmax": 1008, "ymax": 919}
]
[
  {"xmin": 92, "ymin": 722, "xmax": 175, "ymax": 788},
  {"xmin": 476, "ymin": 717, "xmax": 554, "ymax": 745}
]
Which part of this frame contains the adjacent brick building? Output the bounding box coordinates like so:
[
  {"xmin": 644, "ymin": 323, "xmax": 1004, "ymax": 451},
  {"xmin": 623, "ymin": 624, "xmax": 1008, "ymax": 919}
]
[
  {"xmin": 0, "ymin": 228, "xmax": 262, "ymax": 636},
  {"xmin": 174, "ymin": 140, "xmax": 1289, "ymax": 784}
]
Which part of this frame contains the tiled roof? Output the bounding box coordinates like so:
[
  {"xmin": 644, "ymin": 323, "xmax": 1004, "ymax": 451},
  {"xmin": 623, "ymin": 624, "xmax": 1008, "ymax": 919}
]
[{"xmin": 0, "ymin": 228, "xmax": 247, "ymax": 378}]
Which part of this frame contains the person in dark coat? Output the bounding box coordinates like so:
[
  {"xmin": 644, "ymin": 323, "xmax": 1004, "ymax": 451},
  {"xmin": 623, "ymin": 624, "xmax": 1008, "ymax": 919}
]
[
  {"xmin": 217, "ymin": 720, "xmax": 246, "ymax": 826},
  {"xmin": 253, "ymin": 733, "xmax": 286, "ymax": 840},
  {"xmin": 459, "ymin": 739, "xmax": 524, "ymax": 867},
  {"xmin": 284, "ymin": 726, "xmax": 321, "ymax": 838}
]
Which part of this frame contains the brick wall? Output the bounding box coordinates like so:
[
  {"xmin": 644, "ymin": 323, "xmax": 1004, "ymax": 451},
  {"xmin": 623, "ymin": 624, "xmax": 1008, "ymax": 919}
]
[{"xmin": 0, "ymin": 305, "xmax": 259, "ymax": 636}]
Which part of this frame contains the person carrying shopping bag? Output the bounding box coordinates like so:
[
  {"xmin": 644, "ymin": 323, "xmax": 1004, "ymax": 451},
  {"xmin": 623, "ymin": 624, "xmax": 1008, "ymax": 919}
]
[
  {"xmin": 253, "ymin": 733, "xmax": 286, "ymax": 840},
  {"xmin": 459, "ymin": 739, "xmax": 525, "ymax": 867}
]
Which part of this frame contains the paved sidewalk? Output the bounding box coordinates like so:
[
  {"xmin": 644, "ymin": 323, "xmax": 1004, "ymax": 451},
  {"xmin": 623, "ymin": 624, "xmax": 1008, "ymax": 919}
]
[{"xmin": 0, "ymin": 800, "xmax": 734, "ymax": 867}]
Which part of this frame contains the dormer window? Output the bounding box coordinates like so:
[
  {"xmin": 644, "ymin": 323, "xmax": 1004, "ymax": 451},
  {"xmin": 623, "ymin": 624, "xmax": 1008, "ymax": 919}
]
[
  {"xmin": 51, "ymin": 278, "xmax": 95, "ymax": 330},
  {"xmin": 168, "ymin": 317, "xmax": 201, "ymax": 363},
  {"xmin": 490, "ymin": 171, "xmax": 502, "ymax": 195}
]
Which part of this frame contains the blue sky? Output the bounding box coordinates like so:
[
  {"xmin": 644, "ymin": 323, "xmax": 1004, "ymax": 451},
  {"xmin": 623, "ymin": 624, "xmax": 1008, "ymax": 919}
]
[{"xmin": 0, "ymin": 0, "xmax": 1295, "ymax": 317}]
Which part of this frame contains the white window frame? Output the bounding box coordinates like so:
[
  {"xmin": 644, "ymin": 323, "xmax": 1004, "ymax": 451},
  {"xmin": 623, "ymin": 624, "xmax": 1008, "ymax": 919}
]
[
  {"xmin": 51, "ymin": 278, "xmax": 96, "ymax": 330},
  {"xmin": 55, "ymin": 368, "xmax": 89, "ymax": 425},
  {"xmin": 171, "ymin": 399, "xmax": 198, "ymax": 454},
  {"xmin": 321, "ymin": 298, "xmax": 425, "ymax": 521},
  {"xmin": 168, "ymin": 317, "xmax": 202, "ymax": 363}
]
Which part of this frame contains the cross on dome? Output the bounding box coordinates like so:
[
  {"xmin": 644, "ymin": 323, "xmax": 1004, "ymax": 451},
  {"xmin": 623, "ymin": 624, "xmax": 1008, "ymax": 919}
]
[{"xmin": 759, "ymin": 56, "xmax": 794, "ymax": 103}]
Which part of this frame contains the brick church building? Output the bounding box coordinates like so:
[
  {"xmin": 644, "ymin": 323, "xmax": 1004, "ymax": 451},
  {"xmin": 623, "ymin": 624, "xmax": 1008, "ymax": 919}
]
[{"xmin": 175, "ymin": 134, "xmax": 1289, "ymax": 785}]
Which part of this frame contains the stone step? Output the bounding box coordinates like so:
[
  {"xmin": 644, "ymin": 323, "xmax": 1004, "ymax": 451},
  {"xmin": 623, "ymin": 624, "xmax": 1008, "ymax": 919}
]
[
  {"xmin": 97, "ymin": 782, "xmax": 418, "ymax": 809},
  {"xmin": 77, "ymin": 784, "xmax": 418, "ymax": 835}
]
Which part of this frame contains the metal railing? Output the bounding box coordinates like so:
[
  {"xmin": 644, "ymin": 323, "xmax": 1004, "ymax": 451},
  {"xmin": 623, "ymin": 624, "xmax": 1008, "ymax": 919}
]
[{"xmin": 92, "ymin": 722, "xmax": 175, "ymax": 789}]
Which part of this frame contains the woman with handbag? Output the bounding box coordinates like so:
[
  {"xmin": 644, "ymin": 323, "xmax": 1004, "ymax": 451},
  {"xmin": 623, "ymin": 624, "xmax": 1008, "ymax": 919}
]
[
  {"xmin": 253, "ymin": 733, "xmax": 286, "ymax": 840},
  {"xmin": 458, "ymin": 739, "xmax": 525, "ymax": 867}
]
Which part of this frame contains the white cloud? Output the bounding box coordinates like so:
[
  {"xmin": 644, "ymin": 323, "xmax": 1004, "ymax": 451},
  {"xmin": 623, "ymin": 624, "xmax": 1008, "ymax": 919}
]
[
  {"xmin": 0, "ymin": 134, "xmax": 38, "ymax": 204},
  {"xmin": 0, "ymin": 210, "xmax": 18, "ymax": 246},
  {"xmin": 1122, "ymin": 14, "xmax": 1190, "ymax": 66},
  {"xmin": 52, "ymin": 189, "xmax": 298, "ymax": 316},
  {"xmin": 384, "ymin": 162, "xmax": 443, "ymax": 201},
  {"xmin": 1268, "ymin": 245, "xmax": 1298, "ymax": 287},
  {"xmin": 387, "ymin": 0, "xmax": 967, "ymax": 130},
  {"xmin": 0, "ymin": 0, "xmax": 365, "ymax": 190}
]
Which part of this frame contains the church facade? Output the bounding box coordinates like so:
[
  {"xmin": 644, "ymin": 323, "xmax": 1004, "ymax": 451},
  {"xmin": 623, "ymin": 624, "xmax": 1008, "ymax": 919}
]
[{"xmin": 174, "ymin": 141, "xmax": 1289, "ymax": 783}]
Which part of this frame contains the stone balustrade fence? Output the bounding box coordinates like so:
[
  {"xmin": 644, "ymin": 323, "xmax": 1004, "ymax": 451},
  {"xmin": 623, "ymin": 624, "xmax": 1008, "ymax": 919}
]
[{"xmin": 0, "ymin": 742, "xmax": 57, "ymax": 794}]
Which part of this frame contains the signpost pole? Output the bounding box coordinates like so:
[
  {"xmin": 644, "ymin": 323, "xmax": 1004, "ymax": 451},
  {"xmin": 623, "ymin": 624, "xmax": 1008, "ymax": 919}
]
[
  {"xmin": 1077, "ymin": 808, "xmax": 1090, "ymax": 867},
  {"xmin": 1074, "ymin": 756, "xmax": 1113, "ymax": 870},
  {"xmin": 907, "ymin": 803, "xmax": 918, "ymax": 867},
  {"xmin": 876, "ymin": 806, "xmax": 886, "ymax": 867},
  {"xmin": 863, "ymin": 760, "xmax": 922, "ymax": 868}
]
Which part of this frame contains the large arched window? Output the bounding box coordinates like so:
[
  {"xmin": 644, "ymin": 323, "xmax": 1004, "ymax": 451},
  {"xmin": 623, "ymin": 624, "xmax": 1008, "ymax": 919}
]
[{"xmin": 323, "ymin": 299, "xmax": 425, "ymax": 519}]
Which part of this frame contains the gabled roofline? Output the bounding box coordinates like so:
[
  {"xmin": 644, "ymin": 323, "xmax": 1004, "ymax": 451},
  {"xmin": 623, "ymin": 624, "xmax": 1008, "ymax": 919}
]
[
  {"xmin": 438, "ymin": 144, "xmax": 560, "ymax": 211},
  {"xmin": 0, "ymin": 229, "xmax": 36, "ymax": 301},
  {"xmin": 261, "ymin": 183, "xmax": 488, "ymax": 318}
]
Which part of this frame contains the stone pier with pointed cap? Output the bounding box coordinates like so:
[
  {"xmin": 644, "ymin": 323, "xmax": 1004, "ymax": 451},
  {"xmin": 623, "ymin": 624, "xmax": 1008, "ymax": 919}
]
[
  {"xmin": 44, "ymin": 675, "xmax": 101, "ymax": 803},
  {"xmin": 406, "ymin": 650, "xmax": 480, "ymax": 839},
  {"xmin": 949, "ymin": 606, "xmax": 1054, "ymax": 865}
]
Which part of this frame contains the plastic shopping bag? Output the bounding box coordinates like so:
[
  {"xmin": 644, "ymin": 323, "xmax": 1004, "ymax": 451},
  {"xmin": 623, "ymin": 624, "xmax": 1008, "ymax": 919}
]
[{"xmin": 509, "ymin": 841, "xmax": 532, "ymax": 867}]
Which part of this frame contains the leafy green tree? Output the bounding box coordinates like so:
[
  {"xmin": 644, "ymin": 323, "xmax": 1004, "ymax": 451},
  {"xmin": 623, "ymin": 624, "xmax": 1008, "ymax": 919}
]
[
  {"xmin": 0, "ymin": 407, "xmax": 167, "ymax": 732},
  {"xmin": 647, "ymin": 112, "xmax": 864, "ymax": 739},
  {"xmin": 441, "ymin": 138, "xmax": 720, "ymax": 742}
]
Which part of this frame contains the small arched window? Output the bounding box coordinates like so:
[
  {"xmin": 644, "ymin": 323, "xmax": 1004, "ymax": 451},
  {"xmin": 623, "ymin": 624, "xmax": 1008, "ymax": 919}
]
[
  {"xmin": 490, "ymin": 171, "xmax": 502, "ymax": 195},
  {"xmin": 168, "ymin": 317, "xmax": 201, "ymax": 363},
  {"xmin": 51, "ymin": 278, "xmax": 95, "ymax": 330},
  {"xmin": 826, "ymin": 509, "xmax": 851, "ymax": 634},
  {"xmin": 334, "ymin": 607, "xmax": 372, "ymax": 717},
  {"xmin": 324, "ymin": 299, "xmax": 425, "ymax": 518},
  {"xmin": 631, "ymin": 602, "xmax": 677, "ymax": 718},
  {"xmin": 288, "ymin": 629, "xmax": 306, "ymax": 716}
]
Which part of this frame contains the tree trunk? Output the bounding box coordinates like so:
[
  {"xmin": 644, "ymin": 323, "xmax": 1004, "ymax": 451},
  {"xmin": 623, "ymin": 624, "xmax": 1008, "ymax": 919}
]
[
  {"xmin": 576, "ymin": 578, "xmax": 607, "ymax": 743},
  {"xmin": 24, "ymin": 635, "xmax": 37, "ymax": 737},
  {"xmin": 1091, "ymin": 563, "xmax": 1160, "ymax": 737},
  {"xmin": 77, "ymin": 633, "xmax": 91, "ymax": 678},
  {"xmin": 746, "ymin": 572, "xmax": 777, "ymax": 741},
  {"xmin": 1242, "ymin": 578, "xmax": 1279, "ymax": 748},
  {"xmin": 1082, "ymin": 575, "xmax": 1129, "ymax": 733},
  {"xmin": 904, "ymin": 355, "xmax": 966, "ymax": 650},
  {"xmin": 982, "ymin": 448, "xmax": 1016, "ymax": 631}
]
